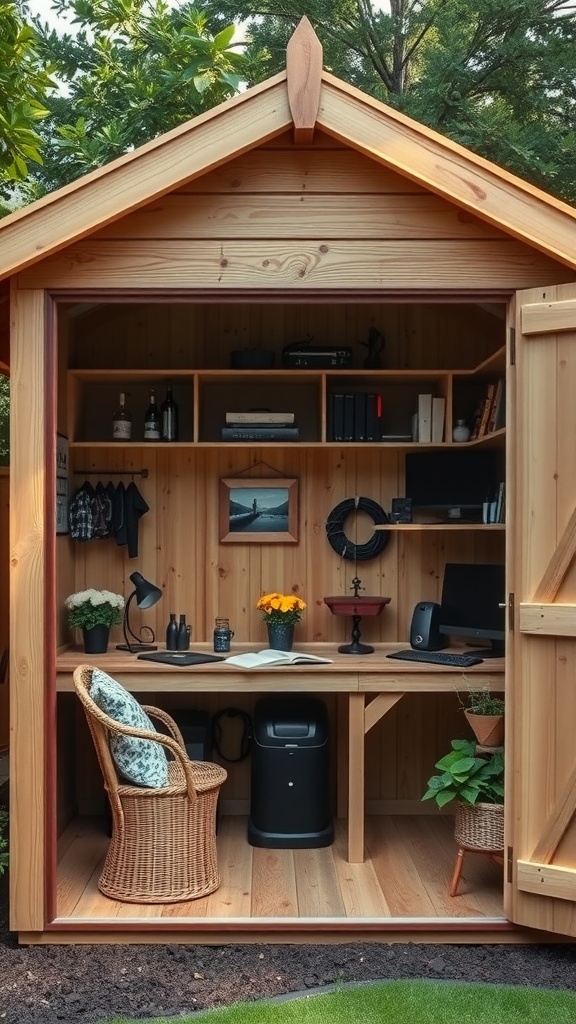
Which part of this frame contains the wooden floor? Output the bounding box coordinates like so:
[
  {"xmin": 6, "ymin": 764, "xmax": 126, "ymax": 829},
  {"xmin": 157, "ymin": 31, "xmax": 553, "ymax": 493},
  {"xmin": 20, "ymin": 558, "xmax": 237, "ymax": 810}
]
[{"xmin": 56, "ymin": 814, "xmax": 504, "ymax": 923}]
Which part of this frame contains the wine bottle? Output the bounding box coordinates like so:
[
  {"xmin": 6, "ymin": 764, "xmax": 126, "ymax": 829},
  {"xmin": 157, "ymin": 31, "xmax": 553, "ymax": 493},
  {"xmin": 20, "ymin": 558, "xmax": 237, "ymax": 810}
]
[
  {"xmin": 161, "ymin": 383, "xmax": 179, "ymax": 441},
  {"xmin": 112, "ymin": 392, "xmax": 132, "ymax": 441},
  {"xmin": 143, "ymin": 387, "xmax": 161, "ymax": 441}
]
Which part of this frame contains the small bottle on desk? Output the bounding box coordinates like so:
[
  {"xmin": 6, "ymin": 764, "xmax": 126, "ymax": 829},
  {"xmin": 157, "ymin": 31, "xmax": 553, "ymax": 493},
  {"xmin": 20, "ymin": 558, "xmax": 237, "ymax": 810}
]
[
  {"xmin": 166, "ymin": 613, "xmax": 178, "ymax": 651},
  {"xmin": 177, "ymin": 613, "xmax": 190, "ymax": 651}
]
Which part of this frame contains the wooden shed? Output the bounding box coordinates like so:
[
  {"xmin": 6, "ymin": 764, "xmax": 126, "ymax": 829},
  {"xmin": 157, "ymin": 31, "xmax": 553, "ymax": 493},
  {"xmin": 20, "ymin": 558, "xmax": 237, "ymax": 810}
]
[{"xmin": 3, "ymin": 19, "xmax": 576, "ymax": 944}]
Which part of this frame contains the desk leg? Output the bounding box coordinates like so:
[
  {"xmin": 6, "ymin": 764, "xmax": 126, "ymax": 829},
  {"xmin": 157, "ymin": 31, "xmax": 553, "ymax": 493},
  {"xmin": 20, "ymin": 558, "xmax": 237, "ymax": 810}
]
[{"xmin": 348, "ymin": 693, "xmax": 366, "ymax": 863}]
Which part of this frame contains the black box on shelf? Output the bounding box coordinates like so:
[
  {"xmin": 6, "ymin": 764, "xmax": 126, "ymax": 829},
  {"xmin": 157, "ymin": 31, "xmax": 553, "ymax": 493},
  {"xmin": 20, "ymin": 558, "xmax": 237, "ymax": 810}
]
[{"xmin": 390, "ymin": 497, "xmax": 412, "ymax": 523}]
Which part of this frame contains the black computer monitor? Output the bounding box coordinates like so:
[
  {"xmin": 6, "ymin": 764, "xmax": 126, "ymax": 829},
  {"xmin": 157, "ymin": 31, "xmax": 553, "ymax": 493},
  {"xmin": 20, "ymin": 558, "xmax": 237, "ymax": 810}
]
[
  {"xmin": 439, "ymin": 562, "xmax": 505, "ymax": 657},
  {"xmin": 405, "ymin": 450, "xmax": 498, "ymax": 513}
]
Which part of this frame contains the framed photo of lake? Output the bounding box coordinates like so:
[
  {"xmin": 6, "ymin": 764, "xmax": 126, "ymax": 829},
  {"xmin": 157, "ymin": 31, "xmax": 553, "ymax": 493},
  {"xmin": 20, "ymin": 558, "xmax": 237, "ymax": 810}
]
[{"xmin": 219, "ymin": 478, "xmax": 298, "ymax": 543}]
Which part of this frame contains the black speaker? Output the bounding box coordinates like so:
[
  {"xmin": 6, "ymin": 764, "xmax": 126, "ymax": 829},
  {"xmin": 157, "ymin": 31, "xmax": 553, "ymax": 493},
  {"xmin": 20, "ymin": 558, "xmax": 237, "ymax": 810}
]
[{"xmin": 410, "ymin": 602, "xmax": 444, "ymax": 651}]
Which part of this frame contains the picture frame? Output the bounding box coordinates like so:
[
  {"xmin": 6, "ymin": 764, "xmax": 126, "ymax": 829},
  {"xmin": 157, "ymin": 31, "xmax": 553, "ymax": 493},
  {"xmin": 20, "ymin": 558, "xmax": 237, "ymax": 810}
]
[{"xmin": 219, "ymin": 477, "xmax": 298, "ymax": 543}]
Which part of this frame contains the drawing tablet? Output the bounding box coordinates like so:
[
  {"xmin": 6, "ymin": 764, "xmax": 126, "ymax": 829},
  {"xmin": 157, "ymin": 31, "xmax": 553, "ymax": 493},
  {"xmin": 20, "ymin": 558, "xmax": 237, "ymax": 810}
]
[{"xmin": 137, "ymin": 651, "xmax": 226, "ymax": 666}]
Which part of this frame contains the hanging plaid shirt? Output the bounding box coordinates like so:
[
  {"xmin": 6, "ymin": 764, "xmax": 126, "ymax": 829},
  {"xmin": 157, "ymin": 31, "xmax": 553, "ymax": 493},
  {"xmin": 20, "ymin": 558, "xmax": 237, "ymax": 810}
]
[{"xmin": 69, "ymin": 489, "xmax": 94, "ymax": 541}]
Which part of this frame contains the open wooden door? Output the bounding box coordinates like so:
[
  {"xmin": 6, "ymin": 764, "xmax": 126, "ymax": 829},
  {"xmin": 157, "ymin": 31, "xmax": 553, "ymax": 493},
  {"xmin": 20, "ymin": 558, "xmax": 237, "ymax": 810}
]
[
  {"xmin": 506, "ymin": 282, "xmax": 576, "ymax": 938},
  {"xmin": 0, "ymin": 467, "xmax": 8, "ymax": 750}
]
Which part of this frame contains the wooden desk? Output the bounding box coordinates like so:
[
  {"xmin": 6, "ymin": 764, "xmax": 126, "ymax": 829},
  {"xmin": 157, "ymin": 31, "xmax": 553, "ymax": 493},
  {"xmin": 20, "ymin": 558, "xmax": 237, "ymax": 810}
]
[{"xmin": 56, "ymin": 643, "xmax": 505, "ymax": 863}]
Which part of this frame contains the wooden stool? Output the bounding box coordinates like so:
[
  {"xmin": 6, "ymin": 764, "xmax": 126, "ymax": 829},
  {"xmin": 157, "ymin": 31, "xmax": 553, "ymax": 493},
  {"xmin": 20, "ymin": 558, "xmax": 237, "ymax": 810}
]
[{"xmin": 450, "ymin": 845, "xmax": 504, "ymax": 897}]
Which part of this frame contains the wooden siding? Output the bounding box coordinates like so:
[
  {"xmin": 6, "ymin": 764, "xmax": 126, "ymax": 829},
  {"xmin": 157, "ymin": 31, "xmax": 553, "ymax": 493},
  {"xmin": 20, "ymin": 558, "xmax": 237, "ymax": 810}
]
[{"xmin": 17, "ymin": 138, "xmax": 574, "ymax": 291}]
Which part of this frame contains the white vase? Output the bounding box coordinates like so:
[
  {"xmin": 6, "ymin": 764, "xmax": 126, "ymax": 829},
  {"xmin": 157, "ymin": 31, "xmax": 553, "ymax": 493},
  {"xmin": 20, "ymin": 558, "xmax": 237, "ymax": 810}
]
[{"xmin": 452, "ymin": 419, "xmax": 471, "ymax": 442}]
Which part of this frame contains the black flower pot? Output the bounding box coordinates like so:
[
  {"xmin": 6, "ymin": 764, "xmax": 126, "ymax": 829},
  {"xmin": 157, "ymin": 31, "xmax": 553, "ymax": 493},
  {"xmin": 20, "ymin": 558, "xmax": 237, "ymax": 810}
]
[
  {"xmin": 82, "ymin": 625, "xmax": 110, "ymax": 654},
  {"xmin": 266, "ymin": 623, "xmax": 294, "ymax": 652}
]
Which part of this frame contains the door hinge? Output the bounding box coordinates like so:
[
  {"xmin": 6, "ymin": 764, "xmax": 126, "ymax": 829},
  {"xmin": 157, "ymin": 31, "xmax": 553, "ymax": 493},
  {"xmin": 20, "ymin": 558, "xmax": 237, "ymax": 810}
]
[
  {"xmin": 509, "ymin": 326, "xmax": 516, "ymax": 366},
  {"xmin": 507, "ymin": 846, "xmax": 514, "ymax": 884}
]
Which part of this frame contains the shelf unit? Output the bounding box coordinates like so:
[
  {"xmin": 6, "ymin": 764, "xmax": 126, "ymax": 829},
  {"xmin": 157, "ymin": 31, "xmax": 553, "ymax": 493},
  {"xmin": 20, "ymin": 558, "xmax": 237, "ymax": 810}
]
[{"xmin": 67, "ymin": 347, "xmax": 506, "ymax": 449}]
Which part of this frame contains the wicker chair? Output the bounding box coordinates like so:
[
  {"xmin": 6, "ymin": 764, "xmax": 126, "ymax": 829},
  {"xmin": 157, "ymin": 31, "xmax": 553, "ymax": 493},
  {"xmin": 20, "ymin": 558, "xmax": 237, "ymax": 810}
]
[{"xmin": 73, "ymin": 664, "xmax": 227, "ymax": 903}]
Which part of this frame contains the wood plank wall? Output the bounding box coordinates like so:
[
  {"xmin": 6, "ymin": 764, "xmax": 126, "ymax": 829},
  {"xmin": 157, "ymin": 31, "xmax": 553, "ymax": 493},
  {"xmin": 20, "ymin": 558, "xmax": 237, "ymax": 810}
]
[{"xmin": 17, "ymin": 132, "xmax": 574, "ymax": 291}]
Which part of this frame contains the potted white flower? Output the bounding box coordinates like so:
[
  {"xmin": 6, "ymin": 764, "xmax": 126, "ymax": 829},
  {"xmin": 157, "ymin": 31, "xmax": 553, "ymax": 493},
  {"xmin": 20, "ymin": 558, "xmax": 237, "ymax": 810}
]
[{"xmin": 65, "ymin": 589, "xmax": 124, "ymax": 654}]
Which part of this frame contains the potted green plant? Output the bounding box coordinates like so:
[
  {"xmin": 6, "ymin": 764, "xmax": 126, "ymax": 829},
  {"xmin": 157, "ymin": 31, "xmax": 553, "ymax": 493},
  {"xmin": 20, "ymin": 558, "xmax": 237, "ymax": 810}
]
[
  {"xmin": 462, "ymin": 690, "xmax": 505, "ymax": 747},
  {"xmin": 65, "ymin": 588, "xmax": 124, "ymax": 654},
  {"xmin": 422, "ymin": 738, "xmax": 504, "ymax": 851}
]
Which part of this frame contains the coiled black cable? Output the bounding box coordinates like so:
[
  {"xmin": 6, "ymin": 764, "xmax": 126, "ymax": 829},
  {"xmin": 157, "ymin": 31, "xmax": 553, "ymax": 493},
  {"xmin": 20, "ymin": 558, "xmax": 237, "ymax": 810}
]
[
  {"xmin": 325, "ymin": 496, "xmax": 390, "ymax": 561},
  {"xmin": 212, "ymin": 707, "xmax": 252, "ymax": 762}
]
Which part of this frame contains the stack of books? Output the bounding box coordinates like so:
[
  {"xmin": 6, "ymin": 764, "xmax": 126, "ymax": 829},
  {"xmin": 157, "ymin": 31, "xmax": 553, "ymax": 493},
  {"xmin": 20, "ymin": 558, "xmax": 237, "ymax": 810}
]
[
  {"xmin": 483, "ymin": 481, "xmax": 506, "ymax": 523},
  {"xmin": 222, "ymin": 411, "xmax": 299, "ymax": 441},
  {"xmin": 470, "ymin": 379, "xmax": 505, "ymax": 440}
]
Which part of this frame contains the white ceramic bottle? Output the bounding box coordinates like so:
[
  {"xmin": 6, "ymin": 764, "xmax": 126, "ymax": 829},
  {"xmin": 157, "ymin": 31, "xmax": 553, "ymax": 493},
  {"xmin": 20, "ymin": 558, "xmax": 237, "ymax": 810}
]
[{"xmin": 452, "ymin": 419, "xmax": 471, "ymax": 442}]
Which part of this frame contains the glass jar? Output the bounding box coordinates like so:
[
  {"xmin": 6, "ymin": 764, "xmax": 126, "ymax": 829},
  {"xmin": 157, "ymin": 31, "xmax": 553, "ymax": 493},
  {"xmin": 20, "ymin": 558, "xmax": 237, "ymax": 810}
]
[{"xmin": 213, "ymin": 617, "xmax": 234, "ymax": 653}]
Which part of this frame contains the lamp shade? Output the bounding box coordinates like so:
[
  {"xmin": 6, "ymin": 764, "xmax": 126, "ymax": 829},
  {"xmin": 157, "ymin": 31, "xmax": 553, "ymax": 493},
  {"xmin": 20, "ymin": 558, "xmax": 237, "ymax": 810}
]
[{"xmin": 129, "ymin": 571, "xmax": 162, "ymax": 610}]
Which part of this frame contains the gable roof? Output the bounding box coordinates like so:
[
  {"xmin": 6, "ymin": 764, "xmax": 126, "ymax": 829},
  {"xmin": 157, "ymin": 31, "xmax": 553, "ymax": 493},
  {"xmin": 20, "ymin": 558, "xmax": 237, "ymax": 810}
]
[{"xmin": 1, "ymin": 20, "xmax": 575, "ymax": 281}]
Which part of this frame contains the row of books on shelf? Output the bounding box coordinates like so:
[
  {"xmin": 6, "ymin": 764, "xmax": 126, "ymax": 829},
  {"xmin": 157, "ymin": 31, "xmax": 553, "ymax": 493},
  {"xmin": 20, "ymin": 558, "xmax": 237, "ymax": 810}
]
[
  {"xmin": 483, "ymin": 482, "xmax": 506, "ymax": 524},
  {"xmin": 470, "ymin": 379, "xmax": 505, "ymax": 440},
  {"xmin": 222, "ymin": 410, "xmax": 299, "ymax": 441},
  {"xmin": 329, "ymin": 393, "xmax": 388, "ymax": 442}
]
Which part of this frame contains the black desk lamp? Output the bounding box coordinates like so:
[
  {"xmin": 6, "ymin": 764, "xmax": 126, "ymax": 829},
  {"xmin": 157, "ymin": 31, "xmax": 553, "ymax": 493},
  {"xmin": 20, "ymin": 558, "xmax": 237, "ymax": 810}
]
[{"xmin": 116, "ymin": 571, "xmax": 163, "ymax": 653}]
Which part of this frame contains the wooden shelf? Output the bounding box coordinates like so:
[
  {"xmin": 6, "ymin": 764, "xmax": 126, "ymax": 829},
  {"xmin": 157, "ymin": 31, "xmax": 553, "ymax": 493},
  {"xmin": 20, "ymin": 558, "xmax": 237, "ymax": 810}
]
[
  {"xmin": 375, "ymin": 523, "xmax": 505, "ymax": 531},
  {"xmin": 68, "ymin": 357, "xmax": 507, "ymax": 446}
]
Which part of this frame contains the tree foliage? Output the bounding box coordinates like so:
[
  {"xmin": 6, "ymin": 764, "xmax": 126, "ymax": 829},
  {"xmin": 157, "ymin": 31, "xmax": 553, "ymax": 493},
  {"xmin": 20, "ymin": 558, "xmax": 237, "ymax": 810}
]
[
  {"xmin": 0, "ymin": 1, "xmax": 54, "ymax": 188},
  {"xmin": 204, "ymin": 0, "xmax": 576, "ymax": 202},
  {"xmin": 31, "ymin": 0, "xmax": 258, "ymax": 190}
]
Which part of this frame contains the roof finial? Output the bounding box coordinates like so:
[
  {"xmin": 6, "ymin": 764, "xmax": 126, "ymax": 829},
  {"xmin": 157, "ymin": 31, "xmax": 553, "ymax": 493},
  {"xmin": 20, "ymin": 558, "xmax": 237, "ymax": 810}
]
[{"xmin": 286, "ymin": 17, "xmax": 323, "ymax": 145}]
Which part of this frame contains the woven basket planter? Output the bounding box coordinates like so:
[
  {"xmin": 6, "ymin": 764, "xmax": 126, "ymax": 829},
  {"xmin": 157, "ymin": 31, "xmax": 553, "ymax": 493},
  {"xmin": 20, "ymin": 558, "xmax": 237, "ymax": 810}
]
[{"xmin": 454, "ymin": 801, "xmax": 504, "ymax": 852}]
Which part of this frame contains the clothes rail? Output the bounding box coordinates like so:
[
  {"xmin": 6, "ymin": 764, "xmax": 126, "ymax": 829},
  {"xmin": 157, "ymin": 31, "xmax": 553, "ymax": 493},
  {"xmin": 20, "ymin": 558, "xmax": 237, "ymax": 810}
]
[{"xmin": 73, "ymin": 468, "xmax": 149, "ymax": 479}]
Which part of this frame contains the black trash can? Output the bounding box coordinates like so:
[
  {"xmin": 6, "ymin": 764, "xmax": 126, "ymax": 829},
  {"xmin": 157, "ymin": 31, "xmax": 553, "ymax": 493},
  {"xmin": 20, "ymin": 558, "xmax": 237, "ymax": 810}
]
[{"xmin": 248, "ymin": 695, "xmax": 333, "ymax": 849}]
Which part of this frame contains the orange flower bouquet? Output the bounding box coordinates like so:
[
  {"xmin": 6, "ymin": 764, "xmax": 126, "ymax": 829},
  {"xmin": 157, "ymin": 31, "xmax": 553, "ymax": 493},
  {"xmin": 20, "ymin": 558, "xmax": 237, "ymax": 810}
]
[{"xmin": 256, "ymin": 592, "xmax": 306, "ymax": 626}]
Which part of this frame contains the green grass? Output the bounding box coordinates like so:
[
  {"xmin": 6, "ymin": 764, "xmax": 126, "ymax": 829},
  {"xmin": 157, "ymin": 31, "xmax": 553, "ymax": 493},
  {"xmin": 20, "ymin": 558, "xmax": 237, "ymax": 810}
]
[{"xmin": 103, "ymin": 978, "xmax": 576, "ymax": 1024}]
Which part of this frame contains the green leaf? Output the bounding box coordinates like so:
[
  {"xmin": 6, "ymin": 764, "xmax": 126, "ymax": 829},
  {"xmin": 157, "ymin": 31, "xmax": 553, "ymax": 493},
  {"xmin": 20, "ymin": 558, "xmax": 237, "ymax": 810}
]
[
  {"xmin": 214, "ymin": 24, "xmax": 236, "ymax": 51},
  {"xmin": 193, "ymin": 72, "xmax": 212, "ymax": 94}
]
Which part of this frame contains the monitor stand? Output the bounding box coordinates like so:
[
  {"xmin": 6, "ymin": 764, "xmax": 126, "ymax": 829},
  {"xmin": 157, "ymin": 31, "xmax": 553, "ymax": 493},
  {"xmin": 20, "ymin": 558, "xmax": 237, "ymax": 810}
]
[{"xmin": 464, "ymin": 639, "xmax": 505, "ymax": 658}]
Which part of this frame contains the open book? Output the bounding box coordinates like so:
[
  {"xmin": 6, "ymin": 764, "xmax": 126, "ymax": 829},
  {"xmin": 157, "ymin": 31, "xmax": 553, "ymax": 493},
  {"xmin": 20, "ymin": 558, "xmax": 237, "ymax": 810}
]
[{"xmin": 225, "ymin": 649, "xmax": 333, "ymax": 669}]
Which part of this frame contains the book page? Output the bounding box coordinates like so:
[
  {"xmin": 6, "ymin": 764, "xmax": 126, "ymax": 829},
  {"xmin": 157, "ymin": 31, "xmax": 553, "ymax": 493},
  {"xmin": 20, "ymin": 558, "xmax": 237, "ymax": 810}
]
[
  {"xmin": 225, "ymin": 650, "xmax": 333, "ymax": 668},
  {"xmin": 225, "ymin": 649, "xmax": 288, "ymax": 668}
]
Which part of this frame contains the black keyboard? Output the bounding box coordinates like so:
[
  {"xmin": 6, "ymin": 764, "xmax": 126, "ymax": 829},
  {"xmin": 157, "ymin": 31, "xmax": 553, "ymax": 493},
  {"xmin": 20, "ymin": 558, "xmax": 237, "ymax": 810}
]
[{"xmin": 386, "ymin": 649, "xmax": 484, "ymax": 667}]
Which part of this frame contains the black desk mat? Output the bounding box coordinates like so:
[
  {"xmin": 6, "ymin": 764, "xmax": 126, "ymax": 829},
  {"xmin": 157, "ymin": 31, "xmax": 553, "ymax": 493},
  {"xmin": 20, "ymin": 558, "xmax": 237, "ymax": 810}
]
[{"xmin": 137, "ymin": 651, "xmax": 226, "ymax": 666}]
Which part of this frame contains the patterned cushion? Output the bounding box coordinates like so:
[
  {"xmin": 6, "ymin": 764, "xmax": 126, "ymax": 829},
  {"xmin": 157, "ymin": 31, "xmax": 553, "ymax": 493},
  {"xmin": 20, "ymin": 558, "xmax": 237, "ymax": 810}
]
[{"xmin": 89, "ymin": 668, "xmax": 169, "ymax": 788}]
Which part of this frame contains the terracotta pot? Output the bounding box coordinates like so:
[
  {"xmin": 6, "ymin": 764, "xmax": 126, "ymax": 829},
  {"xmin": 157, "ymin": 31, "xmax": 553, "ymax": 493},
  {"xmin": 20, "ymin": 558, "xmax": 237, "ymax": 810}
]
[{"xmin": 465, "ymin": 710, "xmax": 504, "ymax": 747}]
